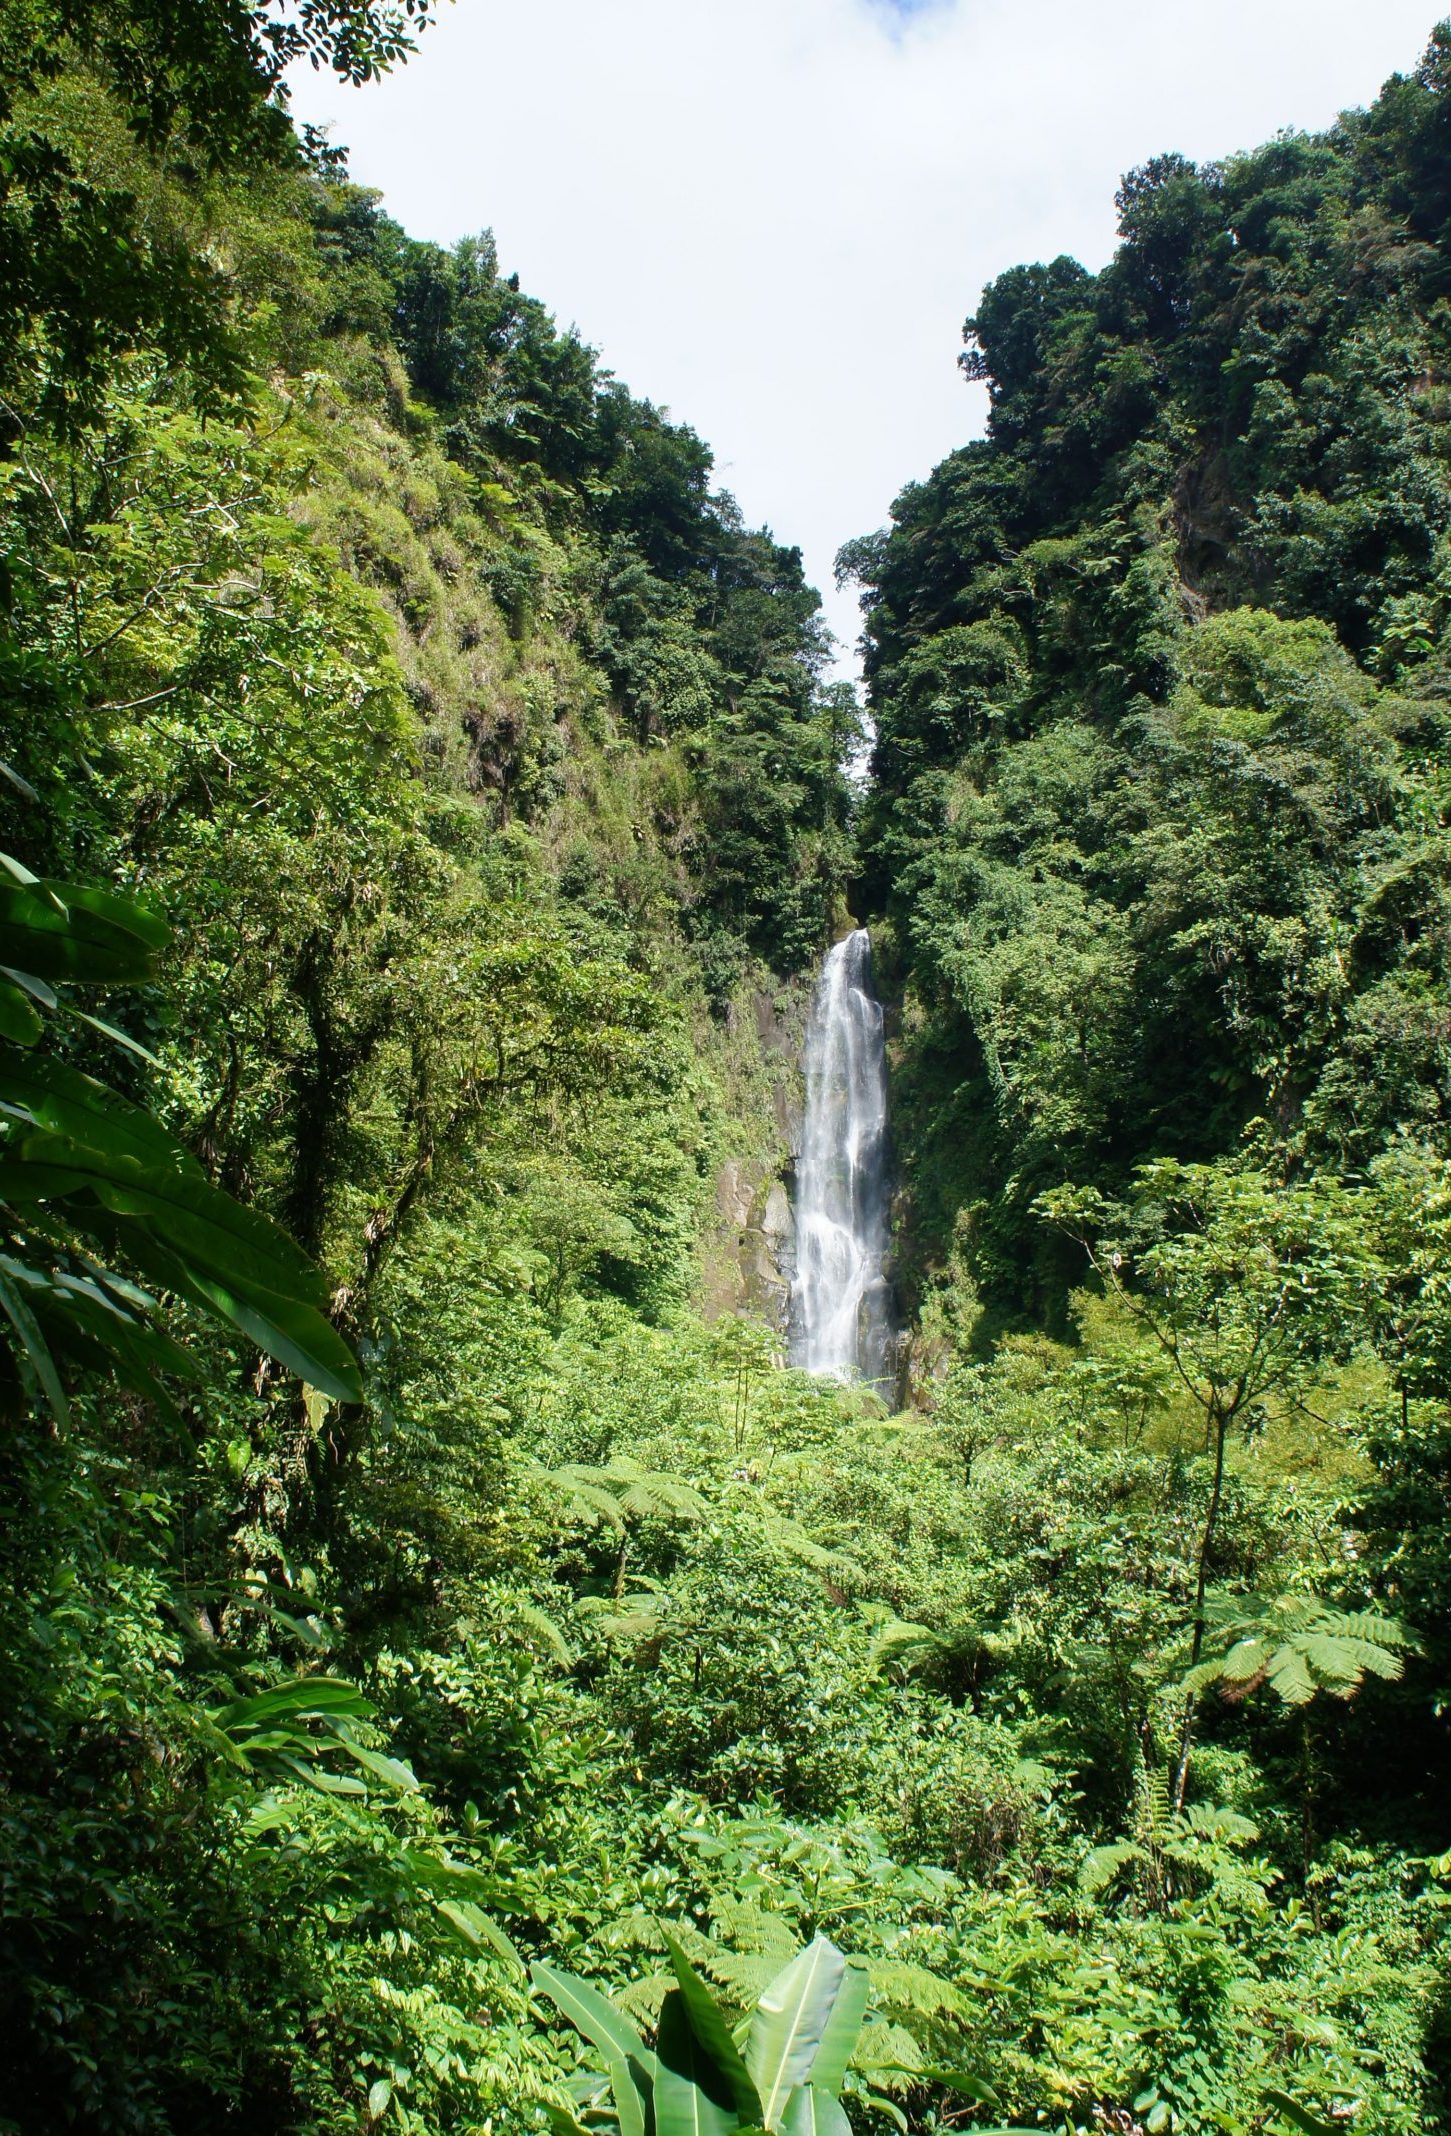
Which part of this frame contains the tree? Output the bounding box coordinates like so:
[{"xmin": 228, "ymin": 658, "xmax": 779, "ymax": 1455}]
[
  {"xmin": 0, "ymin": 0, "xmax": 442, "ymax": 433},
  {"xmin": 1043, "ymin": 1160, "xmax": 1379, "ymax": 1805}
]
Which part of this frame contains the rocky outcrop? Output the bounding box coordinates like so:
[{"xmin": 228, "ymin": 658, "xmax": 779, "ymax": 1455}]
[
  {"xmin": 708, "ymin": 1160, "xmax": 795, "ymax": 1330},
  {"xmin": 699, "ymin": 979, "xmax": 809, "ymax": 1333}
]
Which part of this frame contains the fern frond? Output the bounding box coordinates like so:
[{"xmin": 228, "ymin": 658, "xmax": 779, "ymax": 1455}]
[
  {"xmin": 613, "ymin": 1972, "xmax": 672, "ymax": 2024},
  {"xmin": 709, "ymin": 1898, "xmax": 797, "ymax": 1963},
  {"xmin": 867, "ymin": 1958, "xmax": 970, "ymax": 2020},
  {"xmin": 854, "ymin": 2020, "xmax": 926, "ymax": 2093},
  {"xmin": 1177, "ymin": 1805, "xmax": 1259, "ymax": 1845},
  {"xmin": 1334, "ymin": 1610, "xmax": 1419, "ymax": 1650},
  {"xmin": 865, "ymin": 1618, "xmax": 944, "ymax": 1676},
  {"xmin": 1139, "ymin": 1768, "xmax": 1171, "ymax": 1838},
  {"xmin": 1189, "ymin": 1591, "xmax": 1414, "ymax": 1709},
  {"xmin": 764, "ymin": 1513, "xmax": 866, "ymax": 1588},
  {"xmin": 514, "ymin": 1601, "xmax": 575, "ymax": 1667},
  {"xmin": 536, "ymin": 1458, "xmax": 704, "ymax": 1534},
  {"xmin": 1219, "ymin": 1635, "xmax": 1271, "ymax": 1683},
  {"xmin": 1080, "ymin": 1841, "xmax": 1143, "ymax": 1893},
  {"xmin": 574, "ymin": 1591, "xmax": 664, "ymax": 1643},
  {"xmin": 548, "ymin": 1473, "xmax": 626, "ymax": 1533}
]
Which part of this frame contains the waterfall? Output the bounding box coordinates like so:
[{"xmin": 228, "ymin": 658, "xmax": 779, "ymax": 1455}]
[{"xmin": 790, "ymin": 928, "xmax": 894, "ymax": 1389}]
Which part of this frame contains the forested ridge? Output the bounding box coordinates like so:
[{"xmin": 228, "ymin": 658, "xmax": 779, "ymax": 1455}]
[{"xmin": 3, "ymin": 5, "xmax": 1451, "ymax": 2133}]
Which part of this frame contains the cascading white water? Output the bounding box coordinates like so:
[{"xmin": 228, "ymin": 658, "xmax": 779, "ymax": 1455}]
[{"xmin": 790, "ymin": 928, "xmax": 895, "ymax": 1389}]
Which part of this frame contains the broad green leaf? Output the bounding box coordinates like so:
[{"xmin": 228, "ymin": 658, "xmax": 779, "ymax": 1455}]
[
  {"xmin": 435, "ymin": 1900, "xmax": 526, "ymax": 1975},
  {"xmin": 877, "ymin": 2067, "xmax": 996, "ymax": 2101},
  {"xmin": 655, "ymin": 1988, "xmax": 739, "ymax": 2136},
  {"xmin": 0, "ymin": 878, "xmax": 167, "ymax": 984},
  {"xmin": 209, "ymin": 1677, "xmax": 373, "ymax": 1732},
  {"xmin": 779, "ymin": 2089, "xmax": 850, "ymax": 2136},
  {"xmin": 802, "ymin": 1962, "xmax": 867, "ymax": 2094},
  {"xmin": 0, "ymin": 1113, "xmax": 363, "ymax": 1398},
  {"xmin": 0, "ymin": 978, "xmax": 41, "ymax": 1046},
  {"xmin": 0, "ymin": 1262, "xmax": 69, "ymax": 1424},
  {"xmin": 68, "ymin": 1007, "xmax": 162, "ymax": 1067},
  {"xmin": 1, "ymin": 1052, "xmax": 203, "ymax": 1177},
  {"xmin": 44, "ymin": 879, "xmax": 170, "ymax": 948},
  {"xmin": 1, "ymin": 965, "xmax": 59, "ymax": 1007},
  {"xmin": 397, "ymin": 1846, "xmax": 497, "ymax": 1905},
  {"xmin": 1262, "ymin": 2089, "xmax": 1342, "ymax": 2135},
  {"xmin": 134, "ymin": 1249, "xmax": 361, "ymax": 1405},
  {"xmin": 274, "ymin": 1754, "xmax": 367, "ymax": 1795},
  {"xmin": 746, "ymin": 1936, "xmax": 848, "ymax": 2128},
  {"xmin": 607, "ymin": 2058, "xmax": 649, "ymax": 2136},
  {"xmin": 532, "ymin": 1960, "xmax": 653, "ymax": 2075},
  {"xmin": 538, "ymin": 2106, "xmax": 592, "ymax": 2136},
  {"xmin": 330, "ymin": 1735, "xmax": 420, "ymax": 1792},
  {"xmin": 662, "ymin": 1928, "xmax": 763, "ymax": 2119},
  {"xmin": 0, "ymin": 748, "xmax": 38, "ymax": 804}
]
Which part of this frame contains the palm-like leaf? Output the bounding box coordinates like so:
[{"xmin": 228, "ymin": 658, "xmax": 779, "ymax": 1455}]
[
  {"xmin": 542, "ymin": 1457, "xmax": 706, "ymax": 1533},
  {"xmin": 661, "ymin": 1931, "xmax": 764, "ymax": 2121},
  {"xmin": 1179, "ymin": 1591, "xmax": 1416, "ymax": 1709},
  {"xmin": 0, "ymin": 855, "xmax": 362, "ymax": 1410},
  {"xmin": 656, "ymin": 1987, "xmax": 744, "ymax": 2136},
  {"xmin": 746, "ymin": 1936, "xmax": 850, "ymax": 2127},
  {"xmin": 538, "ymin": 1933, "xmax": 869, "ymax": 2136},
  {"xmin": 864, "ymin": 1617, "xmax": 944, "ymax": 1676}
]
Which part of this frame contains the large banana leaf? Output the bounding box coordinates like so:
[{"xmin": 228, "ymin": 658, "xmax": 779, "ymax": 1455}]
[
  {"xmin": 655, "ymin": 1989, "xmax": 739, "ymax": 2136},
  {"xmin": 0, "ymin": 875, "xmax": 169, "ymax": 984},
  {"xmin": 778, "ymin": 2091, "xmax": 850, "ymax": 2136},
  {"xmin": 0, "ymin": 1117, "xmax": 360, "ymax": 1402},
  {"xmin": 533, "ymin": 1961, "xmax": 658, "ymax": 2136},
  {"xmin": 606, "ymin": 2063, "xmax": 648, "ymax": 2136},
  {"xmin": 661, "ymin": 1929, "xmax": 763, "ymax": 2121},
  {"xmin": 797, "ymin": 1961, "xmax": 867, "ymax": 2096},
  {"xmin": 745, "ymin": 1938, "xmax": 850, "ymax": 2128}
]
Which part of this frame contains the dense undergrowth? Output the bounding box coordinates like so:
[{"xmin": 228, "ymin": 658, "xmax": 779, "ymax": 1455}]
[{"xmin": 2, "ymin": 5, "xmax": 1450, "ymax": 2133}]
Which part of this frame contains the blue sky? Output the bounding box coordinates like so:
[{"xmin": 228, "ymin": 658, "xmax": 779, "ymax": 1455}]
[{"xmin": 291, "ymin": 0, "xmax": 1447, "ymax": 676}]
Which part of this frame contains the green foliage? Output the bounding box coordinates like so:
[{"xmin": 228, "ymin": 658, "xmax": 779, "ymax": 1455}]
[
  {"xmin": 534, "ymin": 1931, "xmax": 870, "ymax": 2136},
  {"xmin": 848, "ymin": 37, "xmax": 1451, "ymax": 1322},
  {"xmin": 0, "ymin": 852, "xmax": 361, "ymax": 1410},
  {"xmin": 4, "ymin": 6, "xmax": 1451, "ymax": 2134},
  {"xmin": 1178, "ymin": 1592, "xmax": 1417, "ymax": 1711}
]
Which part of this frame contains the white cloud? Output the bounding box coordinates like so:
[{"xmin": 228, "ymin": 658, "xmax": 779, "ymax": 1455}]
[{"xmin": 290, "ymin": 0, "xmax": 1445, "ymax": 673}]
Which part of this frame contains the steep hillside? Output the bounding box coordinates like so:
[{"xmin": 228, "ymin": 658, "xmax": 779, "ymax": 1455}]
[{"xmin": 846, "ymin": 28, "xmax": 1451, "ymax": 1328}]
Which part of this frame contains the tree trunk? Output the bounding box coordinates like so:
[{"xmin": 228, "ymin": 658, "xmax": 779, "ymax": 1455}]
[{"xmin": 1172, "ymin": 1397, "xmax": 1229, "ymax": 1812}]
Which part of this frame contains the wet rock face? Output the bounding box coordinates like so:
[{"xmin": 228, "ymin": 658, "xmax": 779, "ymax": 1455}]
[
  {"xmin": 716, "ymin": 1158, "xmax": 754, "ymax": 1234},
  {"xmin": 702, "ymin": 984, "xmax": 807, "ymax": 1332},
  {"xmin": 709, "ymin": 1159, "xmax": 795, "ymax": 1329}
]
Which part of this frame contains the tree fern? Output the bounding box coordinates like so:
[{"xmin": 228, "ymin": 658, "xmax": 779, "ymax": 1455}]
[
  {"xmin": 1178, "ymin": 1591, "xmax": 1417, "ymax": 1709},
  {"xmin": 538, "ymin": 1457, "xmax": 706, "ymax": 1533},
  {"xmin": 864, "ymin": 1616, "xmax": 945, "ymax": 1677}
]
